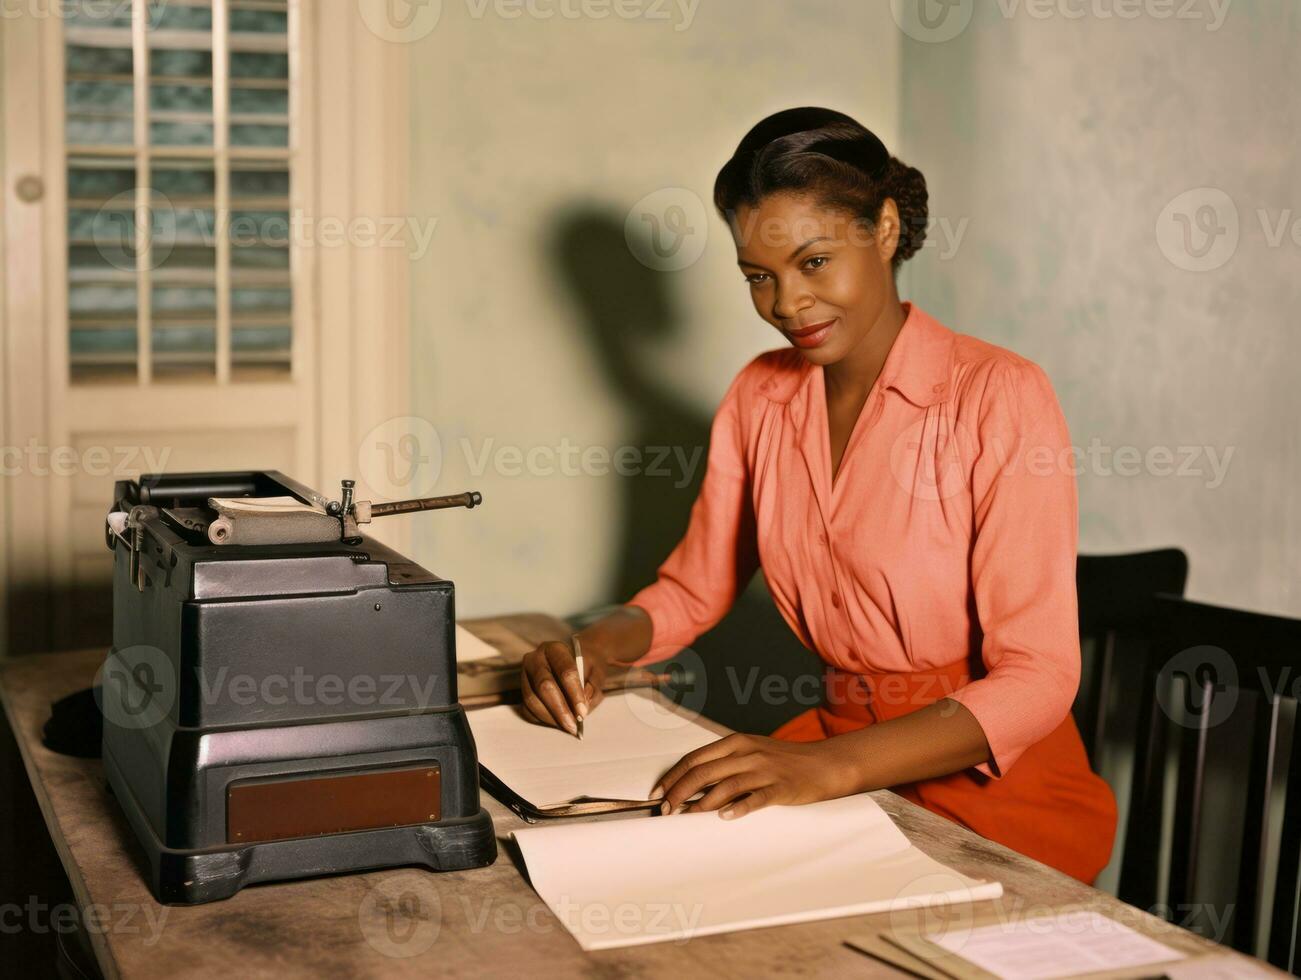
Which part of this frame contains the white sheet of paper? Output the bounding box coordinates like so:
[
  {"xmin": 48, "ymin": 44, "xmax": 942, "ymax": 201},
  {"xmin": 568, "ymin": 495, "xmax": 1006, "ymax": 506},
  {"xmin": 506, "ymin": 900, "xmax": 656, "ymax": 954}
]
[
  {"xmin": 512, "ymin": 793, "xmax": 1002, "ymax": 951},
  {"xmin": 209, "ymin": 495, "xmax": 323, "ymax": 514},
  {"xmin": 454, "ymin": 623, "xmax": 501, "ymax": 663},
  {"xmin": 926, "ymin": 909, "xmax": 1184, "ymax": 979},
  {"xmin": 468, "ymin": 688, "xmax": 719, "ymax": 806}
]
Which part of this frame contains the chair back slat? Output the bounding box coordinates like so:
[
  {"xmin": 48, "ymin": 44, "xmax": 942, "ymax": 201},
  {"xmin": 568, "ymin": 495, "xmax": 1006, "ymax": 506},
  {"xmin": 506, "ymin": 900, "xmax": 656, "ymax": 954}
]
[
  {"xmin": 1121, "ymin": 595, "xmax": 1301, "ymax": 971},
  {"xmin": 1233, "ymin": 694, "xmax": 1280, "ymax": 954},
  {"xmin": 1167, "ymin": 677, "xmax": 1212, "ymax": 910},
  {"xmin": 1075, "ymin": 549, "xmax": 1189, "ymax": 764},
  {"xmin": 1119, "ymin": 647, "xmax": 1172, "ymax": 909},
  {"xmin": 1268, "ymin": 718, "xmax": 1301, "ymax": 967}
]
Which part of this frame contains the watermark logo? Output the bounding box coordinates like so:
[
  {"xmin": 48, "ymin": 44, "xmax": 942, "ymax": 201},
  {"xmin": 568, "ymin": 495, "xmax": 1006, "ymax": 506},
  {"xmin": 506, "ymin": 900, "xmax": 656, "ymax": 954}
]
[
  {"xmin": 358, "ymin": 872, "xmax": 443, "ymax": 957},
  {"xmin": 887, "ymin": 422, "xmax": 1237, "ymax": 499},
  {"xmin": 90, "ymin": 191, "xmax": 439, "ymax": 270},
  {"xmin": 625, "ymin": 187, "xmax": 709, "ymax": 272},
  {"xmin": 1156, "ymin": 645, "xmax": 1238, "ymax": 729},
  {"xmin": 358, "ymin": 416, "xmax": 445, "ymax": 500},
  {"xmin": 1156, "ymin": 187, "xmax": 1239, "ymax": 272},
  {"xmin": 357, "ymin": 0, "xmax": 444, "ymax": 42},
  {"xmin": 95, "ymin": 645, "xmax": 177, "ymax": 732},
  {"xmin": 890, "ymin": 0, "xmax": 974, "ymax": 43},
  {"xmin": 357, "ymin": 418, "xmax": 708, "ymax": 494},
  {"xmin": 195, "ymin": 667, "xmax": 441, "ymax": 712},
  {"xmin": 889, "ymin": 416, "xmax": 977, "ymax": 502},
  {"xmin": 93, "ymin": 188, "xmax": 177, "ymax": 273},
  {"xmin": 886, "ymin": 872, "xmax": 981, "ymax": 951},
  {"xmin": 626, "ymin": 648, "xmax": 708, "ymax": 730}
]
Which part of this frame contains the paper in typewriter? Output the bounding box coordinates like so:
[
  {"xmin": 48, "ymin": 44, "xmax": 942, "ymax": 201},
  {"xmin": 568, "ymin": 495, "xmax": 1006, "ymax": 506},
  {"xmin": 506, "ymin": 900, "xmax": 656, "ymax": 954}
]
[
  {"xmin": 206, "ymin": 495, "xmax": 338, "ymax": 545},
  {"xmin": 512, "ymin": 793, "xmax": 1003, "ymax": 951},
  {"xmin": 467, "ymin": 688, "xmax": 723, "ymax": 808}
]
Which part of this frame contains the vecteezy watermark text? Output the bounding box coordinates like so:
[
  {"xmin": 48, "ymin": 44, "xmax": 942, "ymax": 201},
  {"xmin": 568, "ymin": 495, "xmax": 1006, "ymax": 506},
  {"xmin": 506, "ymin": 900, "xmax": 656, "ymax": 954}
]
[
  {"xmin": 459, "ymin": 437, "xmax": 703, "ymax": 488},
  {"xmin": 1, "ymin": 897, "xmax": 168, "ymax": 946},
  {"xmin": 1, "ymin": 441, "xmax": 171, "ymax": 478},
  {"xmin": 92, "ymin": 191, "xmax": 440, "ymax": 271},
  {"xmin": 356, "ymin": 0, "xmax": 701, "ymax": 43},
  {"xmin": 891, "ymin": 0, "xmax": 1232, "ymax": 44}
]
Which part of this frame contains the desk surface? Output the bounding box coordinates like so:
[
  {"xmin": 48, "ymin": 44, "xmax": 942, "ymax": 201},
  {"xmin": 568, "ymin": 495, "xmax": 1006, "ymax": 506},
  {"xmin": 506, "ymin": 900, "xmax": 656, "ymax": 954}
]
[{"xmin": 0, "ymin": 615, "xmax": 1261, "ymax": 979}]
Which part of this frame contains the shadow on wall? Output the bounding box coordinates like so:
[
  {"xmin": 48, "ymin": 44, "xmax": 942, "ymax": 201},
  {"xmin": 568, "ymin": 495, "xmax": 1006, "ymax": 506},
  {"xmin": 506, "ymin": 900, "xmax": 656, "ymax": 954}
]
[{"xmin": 546, "ymin": 203, "xmax": 820, "ymax": 735}]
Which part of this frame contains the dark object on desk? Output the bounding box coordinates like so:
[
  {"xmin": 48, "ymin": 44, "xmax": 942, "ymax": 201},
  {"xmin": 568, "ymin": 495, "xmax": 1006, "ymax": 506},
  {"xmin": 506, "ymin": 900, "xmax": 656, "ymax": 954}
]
[
  {"xmin": 1120, "ymin": 595, "xmax": 1301, "ymax": 972},
  {"xmin": 42, "ymin": 685, "xmax": 103, "ymax": 759},
  {"xmin": 1073, "ymin": 548, "xmax": 1189, "ymax": 765},
  {"xmin": 101, "ymin": 470, "xmax": 497, "ymax": 905}
]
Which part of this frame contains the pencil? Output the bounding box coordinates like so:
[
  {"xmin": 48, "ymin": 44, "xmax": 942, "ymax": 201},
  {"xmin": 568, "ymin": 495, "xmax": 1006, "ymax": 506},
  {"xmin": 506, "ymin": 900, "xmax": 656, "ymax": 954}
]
[{"xmin": 573, "ymin": 633, "xmax": 585, "ymax": 741}]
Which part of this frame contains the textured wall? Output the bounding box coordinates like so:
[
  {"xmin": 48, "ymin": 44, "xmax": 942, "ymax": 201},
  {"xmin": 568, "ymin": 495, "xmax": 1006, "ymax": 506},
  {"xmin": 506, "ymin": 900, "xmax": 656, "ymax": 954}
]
[
  {"xmin": 895, "ymin": 0, "xmax": 1301, "ymax": 909},
  {"xmin": 897, "ymin": 0, "xmax": 1300, "ymax": 618},
  {"xmin": 405, "ymin": 0, "xmax": 901, "ymax": 619}
]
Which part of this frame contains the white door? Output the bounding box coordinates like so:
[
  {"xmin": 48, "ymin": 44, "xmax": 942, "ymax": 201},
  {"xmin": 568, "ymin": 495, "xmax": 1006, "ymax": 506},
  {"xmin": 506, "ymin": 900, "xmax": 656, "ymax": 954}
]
[{"xmin": 1, "ymin": 0, "xmax": 411, "ymax": 656}]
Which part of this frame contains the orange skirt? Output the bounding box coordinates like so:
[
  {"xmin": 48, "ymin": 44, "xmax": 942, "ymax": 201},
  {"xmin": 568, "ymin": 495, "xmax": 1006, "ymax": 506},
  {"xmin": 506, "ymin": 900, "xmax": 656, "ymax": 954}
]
[{"xmin": 771, "ymin": 659, "xmax": 1117, "ymax": 884}]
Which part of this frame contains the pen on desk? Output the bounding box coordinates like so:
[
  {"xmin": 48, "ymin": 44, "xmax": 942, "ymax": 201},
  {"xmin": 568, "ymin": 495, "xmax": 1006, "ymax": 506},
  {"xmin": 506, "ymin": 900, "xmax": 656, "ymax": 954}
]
[{"xmin": 573, "ymin": 634, "xmax": 585, "ymax": 740}]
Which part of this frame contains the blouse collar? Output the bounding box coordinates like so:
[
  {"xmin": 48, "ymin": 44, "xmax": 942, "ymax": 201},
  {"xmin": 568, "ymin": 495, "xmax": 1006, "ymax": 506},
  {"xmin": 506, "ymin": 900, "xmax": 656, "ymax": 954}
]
[{"xmin": 756, "ymin": 301, "xmax": 956, "ymax": 408}]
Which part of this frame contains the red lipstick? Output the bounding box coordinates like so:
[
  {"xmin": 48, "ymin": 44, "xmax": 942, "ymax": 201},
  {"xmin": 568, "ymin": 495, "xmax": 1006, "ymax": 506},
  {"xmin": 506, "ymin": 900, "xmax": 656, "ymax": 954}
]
[{"xmin": 785, "ymin": 318, "xmax": 836, "ymax": 349}]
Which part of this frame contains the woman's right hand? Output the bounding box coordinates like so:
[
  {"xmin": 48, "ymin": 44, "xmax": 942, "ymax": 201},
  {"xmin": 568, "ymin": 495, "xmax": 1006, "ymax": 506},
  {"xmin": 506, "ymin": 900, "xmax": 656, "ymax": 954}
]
[{"xmin": 519, "ymin": 637, "xmax": 607, "ymax": 734}]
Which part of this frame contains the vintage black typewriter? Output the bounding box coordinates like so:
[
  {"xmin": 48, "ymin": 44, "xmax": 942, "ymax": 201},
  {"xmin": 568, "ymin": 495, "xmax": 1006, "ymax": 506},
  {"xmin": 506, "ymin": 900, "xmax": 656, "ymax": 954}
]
[{"xmin": 101, "ymin": 470, "xmax": 496, "ymax": 904}]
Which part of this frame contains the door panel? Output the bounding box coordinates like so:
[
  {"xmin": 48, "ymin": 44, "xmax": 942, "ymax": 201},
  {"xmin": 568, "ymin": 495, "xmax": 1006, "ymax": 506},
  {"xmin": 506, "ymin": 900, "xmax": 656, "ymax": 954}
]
[{"xmin": 1, "ymin": 2, "xmax": 411, "ymax": 656}]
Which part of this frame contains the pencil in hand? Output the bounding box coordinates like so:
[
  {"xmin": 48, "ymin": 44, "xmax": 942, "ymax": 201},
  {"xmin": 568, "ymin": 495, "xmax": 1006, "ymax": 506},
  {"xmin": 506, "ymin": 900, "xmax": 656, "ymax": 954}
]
[{"xmin": 573, "ymin": 634, "xmax": 586, "ymax": 741}]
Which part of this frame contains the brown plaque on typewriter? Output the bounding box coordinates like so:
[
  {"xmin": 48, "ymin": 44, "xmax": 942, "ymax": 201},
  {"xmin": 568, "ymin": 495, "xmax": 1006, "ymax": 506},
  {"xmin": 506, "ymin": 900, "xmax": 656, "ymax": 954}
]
[{"xmin": 227, "ymin": 765, "xmax": 441, "ymax": 844}]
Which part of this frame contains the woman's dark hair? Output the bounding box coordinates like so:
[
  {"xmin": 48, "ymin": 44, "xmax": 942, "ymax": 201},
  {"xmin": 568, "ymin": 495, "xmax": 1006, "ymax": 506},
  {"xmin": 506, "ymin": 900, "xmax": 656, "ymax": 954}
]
[{"xmin": 713, "ymin": 107, "xmax": 928, "ymax": 270}]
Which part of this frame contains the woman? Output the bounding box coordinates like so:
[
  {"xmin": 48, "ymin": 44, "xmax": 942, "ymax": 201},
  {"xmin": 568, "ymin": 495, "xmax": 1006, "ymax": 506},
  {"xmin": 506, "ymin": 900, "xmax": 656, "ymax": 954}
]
[{"xmin": 520, "ymin": 107, "xmax": 1117, "ymax": 884}]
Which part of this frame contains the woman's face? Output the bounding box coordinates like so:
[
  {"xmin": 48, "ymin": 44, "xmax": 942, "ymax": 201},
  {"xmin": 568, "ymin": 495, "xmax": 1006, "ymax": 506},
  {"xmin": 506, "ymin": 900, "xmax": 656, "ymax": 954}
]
[{"xmin": 731, "ymin": 191, "xmax": 900, "ymax": 366}]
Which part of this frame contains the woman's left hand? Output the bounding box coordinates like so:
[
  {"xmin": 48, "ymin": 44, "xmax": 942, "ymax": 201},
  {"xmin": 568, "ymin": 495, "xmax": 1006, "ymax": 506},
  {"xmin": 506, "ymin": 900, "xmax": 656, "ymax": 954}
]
[{"xmin": 652, "ymin": 733, "xmax": 864, "ymax": 820}]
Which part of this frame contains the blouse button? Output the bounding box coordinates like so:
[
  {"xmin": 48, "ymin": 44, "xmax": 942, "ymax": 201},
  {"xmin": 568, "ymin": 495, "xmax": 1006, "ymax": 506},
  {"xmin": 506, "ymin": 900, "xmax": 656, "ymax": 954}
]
[{"xmin": 830, "ymin": 592, "xmax": 842, "ymax": 609}]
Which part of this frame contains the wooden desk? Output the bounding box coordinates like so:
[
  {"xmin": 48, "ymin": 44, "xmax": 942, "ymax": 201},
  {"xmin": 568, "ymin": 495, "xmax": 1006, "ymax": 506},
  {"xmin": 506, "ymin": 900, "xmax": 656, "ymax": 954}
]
[{"xmin": 0, "ymin": 615, "xmax": 1265, "ymax": 978}]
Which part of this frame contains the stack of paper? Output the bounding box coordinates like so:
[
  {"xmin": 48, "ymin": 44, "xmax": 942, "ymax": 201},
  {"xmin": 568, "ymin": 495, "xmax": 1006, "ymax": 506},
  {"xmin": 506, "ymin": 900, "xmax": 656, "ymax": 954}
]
[
  {"xmin": 468, "ymin": 688, "xmax": 722, "ymax": 809},
  {"xmin": 512, "ymin": 793, "xmax": 1003, "ymax": 950},
  {"xmin": 855, "ymin": 908, "xmax": 1189, "ymax": 979}
]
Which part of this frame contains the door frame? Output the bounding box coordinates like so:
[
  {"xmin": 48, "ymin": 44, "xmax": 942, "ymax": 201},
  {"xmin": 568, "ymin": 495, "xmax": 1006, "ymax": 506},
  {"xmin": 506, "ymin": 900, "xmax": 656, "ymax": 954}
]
[{"xmin": 0, "ymin": 2, "xmax": 412, "ymax": 657}]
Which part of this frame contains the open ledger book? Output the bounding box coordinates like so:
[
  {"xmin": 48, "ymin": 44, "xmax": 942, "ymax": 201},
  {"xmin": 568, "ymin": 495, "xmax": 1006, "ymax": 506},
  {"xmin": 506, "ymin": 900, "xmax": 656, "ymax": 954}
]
[
  {"xmin": 467, "ymin": 687, "xmax": 727, "ymax": 818},
  {"xmin": 473, "ymin": 687, "xmax": 1003, "ymax": 950},
  {"xmin": 512, "ymin": 793, "xmax": 1004, "ymax": 951},
  {"xmin": 454, "ymin": 625, "xmax": 662, "ymax": 706}
]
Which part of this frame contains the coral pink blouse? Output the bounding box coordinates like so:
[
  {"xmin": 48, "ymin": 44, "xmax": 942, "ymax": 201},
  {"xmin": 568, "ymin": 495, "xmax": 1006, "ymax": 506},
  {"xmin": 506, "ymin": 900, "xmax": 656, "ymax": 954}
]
[{"xmin": 626, "ymin": 302, "xmax": 1081, "ymax": 778}]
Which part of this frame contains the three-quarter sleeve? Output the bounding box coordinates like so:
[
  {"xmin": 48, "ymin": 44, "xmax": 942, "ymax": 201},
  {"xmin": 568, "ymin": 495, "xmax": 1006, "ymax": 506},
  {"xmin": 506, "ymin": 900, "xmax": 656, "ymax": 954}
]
[
  {"xmin": 945, "ymin": 359, "xmax": 1081, "ymax": 778},
  {"xmin": 623, "ymin": 367, "xmax": 760, "ymax": 666}
]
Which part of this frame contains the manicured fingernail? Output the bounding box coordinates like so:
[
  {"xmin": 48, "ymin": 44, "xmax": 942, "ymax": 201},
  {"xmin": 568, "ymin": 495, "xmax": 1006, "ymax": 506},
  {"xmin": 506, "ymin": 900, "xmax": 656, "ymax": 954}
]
[
  {"xmin": 673, "ymin": 804, "xmax": 686, "ymax": 815},
  {"xmin": 720, "ymin": 807, "xmax": 736, "ymax": 820},
  {"xmin": 563, "ymin": 717, "xmax": 577, "ymax": 735},
  {"xmin": 577, "ymin": 702, "xmax": 588, "ymax": 719},
  {"xmin": 659, "ymin": 800, "xmax": 670, "ymax": 815},
  {"xmin": 650, "ymin": 783, "xmax": 664, "ymax": 798}
]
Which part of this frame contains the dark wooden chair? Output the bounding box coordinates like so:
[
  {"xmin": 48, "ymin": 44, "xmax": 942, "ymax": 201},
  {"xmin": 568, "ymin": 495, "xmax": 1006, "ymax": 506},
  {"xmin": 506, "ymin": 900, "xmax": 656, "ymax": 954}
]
[
  {"xmin": 1074, "ymin": 549, "xmax": 1189, "ymax": 764},
  {"xmin": 1119, "ymin": 595, "xmax": 1301, "ymax": 970}
]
